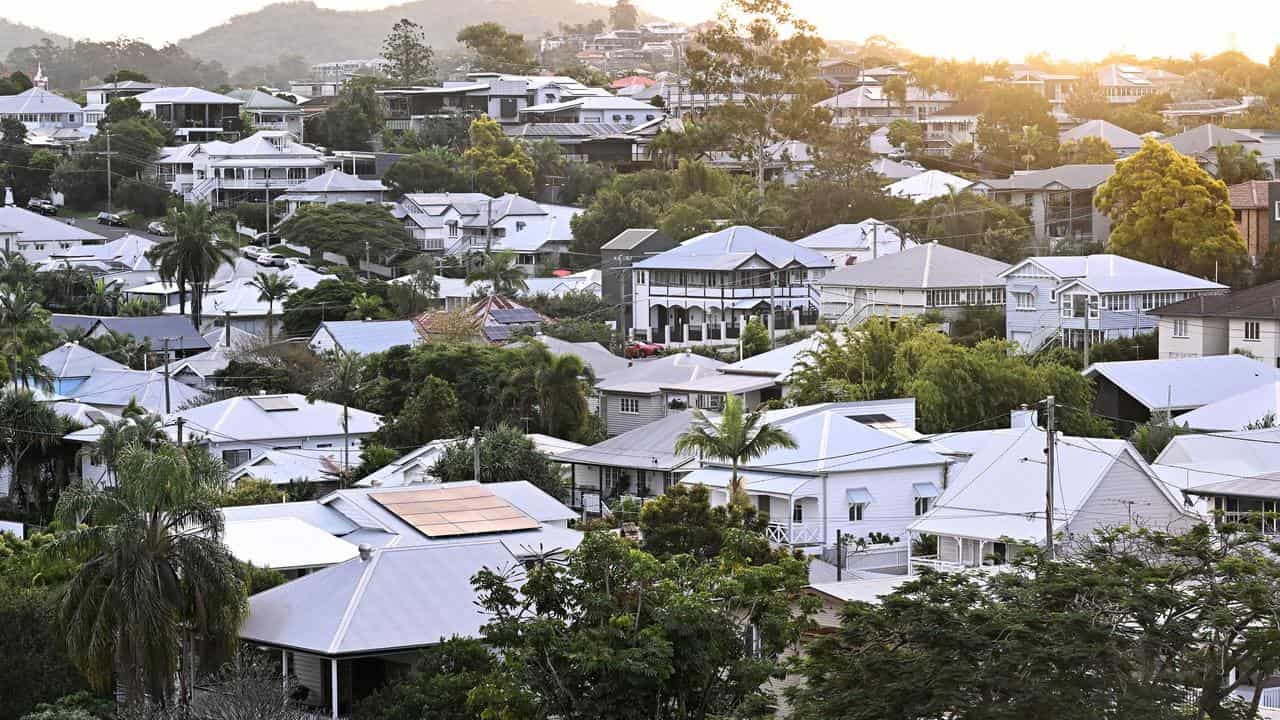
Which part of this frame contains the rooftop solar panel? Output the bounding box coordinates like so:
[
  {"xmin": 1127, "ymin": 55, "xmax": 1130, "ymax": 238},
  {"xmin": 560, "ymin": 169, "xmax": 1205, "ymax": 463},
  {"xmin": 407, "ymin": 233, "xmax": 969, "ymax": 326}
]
[
  {"xmin": 370, "ymin": 485, "xmax": 541, "ymax": 538},
  {"xmin": 491, "ymin": 308, "xmax": 542, "ymax": 323},
  {"xmin": 250, "ymin": 396, "xmax": 298, "ymax": 412}
]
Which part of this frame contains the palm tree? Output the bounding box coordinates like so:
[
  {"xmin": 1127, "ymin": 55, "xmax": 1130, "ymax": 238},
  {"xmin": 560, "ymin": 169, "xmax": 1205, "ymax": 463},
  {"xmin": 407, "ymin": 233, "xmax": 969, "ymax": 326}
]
[
  {"xmin": 674, "ymin": 394, "xmax": 797, "ymax": 508},
  {"xmin": 0, "ymin": 388, "xmax": 62, "ymax": 510},
  {"xmin": 86, "ymin": 277, "xmax": 122, "ymax": 315},
  {"xmin": 247, "ymin": 271, "xmax": 294, "ymax": 342},
  {"xmin": 529, "ymin": 344, "xmax": 591, "ymax": 441},
  {"xmin": 466, "ymin": 250, "xmax": 528, "ymax": 296},
  {"xmin": 309, "ymin": 351, "xmax": 365, "ymax": 476},
  {"xmin": 347, "ymin": 292, "xmax": 387, "ymax": 321},
  {"xmin": 148, "ymin": 203, "xmax": 236, "ymax": 329},
  {"xmin": 0, "ymin": 283, "xmax": 43, "ymax": 389},
  {"xmin": 91, "ymin": 412, "xmax": 167, "ymax": 487},
  {"xmin": 1013, "ymin": 124, "xmax": 1047, "ymax": 171},
  {"xmin": 50, "ymin": 443, "xmax": 246, "ymax": 707}
]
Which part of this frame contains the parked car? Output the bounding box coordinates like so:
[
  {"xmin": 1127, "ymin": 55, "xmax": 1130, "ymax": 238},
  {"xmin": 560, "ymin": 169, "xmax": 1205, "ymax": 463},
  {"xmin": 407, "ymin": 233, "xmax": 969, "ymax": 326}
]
[
  {"xmin": 146, "ymin": 221, "xmax": 171, "ymax": 236},
  {"xmin": 241, "ymin": 245, "xmax": 266, "ymax": 260},
  {"xmin": 284, "ymin": 257, "xmax": 315, "ymax": 269},
  {"xmin": 624, "ymin": 341, "xmax": 664, "ymax": 359},
  {"xmin": 96, "ymin": 211, "xmax": 128, "ymax": 226},
  {"xmin": 256, "ymin": 253, "xmax": 288, "ymax": 268},
  {"xmin": 27, "ymin": 198, "xmax": 57, "ymax": 215},
  {"xmin": 255, "ymin": 232, "xmax": 280, "ymax": 246}
]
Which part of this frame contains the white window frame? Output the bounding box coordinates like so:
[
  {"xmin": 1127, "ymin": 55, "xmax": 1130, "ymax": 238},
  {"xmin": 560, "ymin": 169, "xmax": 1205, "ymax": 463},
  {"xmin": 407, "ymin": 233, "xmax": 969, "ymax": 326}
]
[
  {"xmin": 1245, "ymin": 321, "xmax": 1262, "ymax": 342},
  {"xmin": 1014, "ymin": 292, "xmax": 1035, "ymax": 311},
  {"xmin": 619, "ymin": 397, "xmax": 640, "ymax": 414},
  {"xmin": 914, "ymin": 496, "xmax": 932, "ymax": 516},
  {"xmin": 848, "ymin": 503, "xmax": 866, "ymax": 522},
  {"xmin": 1172, "ymin": 318, "xmax": 1189, "ymax": 338}
]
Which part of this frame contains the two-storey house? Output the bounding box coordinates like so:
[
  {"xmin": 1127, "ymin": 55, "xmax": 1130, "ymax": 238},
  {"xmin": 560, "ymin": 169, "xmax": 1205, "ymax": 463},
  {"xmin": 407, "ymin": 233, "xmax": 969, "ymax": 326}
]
[
  {"xmin": 155, "ymin": 131, "xmax": 338, "ymax": 207},
  {"xmin": 0, "ymin": 88, "xmax": 84, "ymax": 135},
  {"xmin": 969, "ymin": 164, "xmax": 1116, "ymax": 252},
  {"xmin": 378, "ymin": 74, "xmax": 610, "ymax": 130},
  {"xmin": 595, "ymin": 352, "xmax": 726, "ymax": 436},
  {"xmin": 1227, "ymin": 181, "xmax": 1280, "ymax": 260},
  {"xmin": 1001, "ymin": 254, "xmax": 1225, "ymax": 353},
  {"xmin": 0, "ymin": 205, "xmax": 104, "ymax": 262},
  {"xmin": 1151, "ymin": 280, "xmax": 1280, "ymax": 365},
  {"xmin": 1096, "ymin": 64, "xmax": 1183, "ymax": 105},
  {"xmin": 396, "ymin": 192, "xmax": 578, "ymax": 270},
  {"xmin": 601, "ymin": 229, "xmax": 680, "ymax": 331},
  {"xmin": 818, "ymin": 242, "xmax": 1009, "ymax": 327},
  {"xmin": 796, "ymin": 219, "xmax": 914, "ymax": 266},
  {"xmin": 630, "ymin": 226, "xmax": 833, "ymax": 346},
  {"xmin": 815, "ymin": 85, "xmax": 956, "ymax": 126},
  {"xmin": 518, "ymin": 95, "xmax": 663, "ymax": 127},
  {"xmin": 227, "ymin": 89, "xmax": 305, "ymax": 137},
  {"xmin": 134, "ymin": 86, "xmax": 243, "ymax": 141},
  {"xmin": 82, "ymin": 80, "xmax": 159, "ymax": 126}
]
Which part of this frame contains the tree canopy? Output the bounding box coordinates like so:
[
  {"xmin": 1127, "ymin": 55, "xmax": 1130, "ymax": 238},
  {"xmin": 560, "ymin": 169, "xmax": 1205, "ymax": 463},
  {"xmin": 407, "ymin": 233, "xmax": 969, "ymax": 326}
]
[
  {"xmin": 457, "ymin": 22, "xmax": 537, "ymax": 73},
  {"xmin": 382, "ymin": 18, "xmax": 434, "ymax": 84},
  {"xmin": 276, "ymin": 202, "xmax": 414, "ymax": 268}
]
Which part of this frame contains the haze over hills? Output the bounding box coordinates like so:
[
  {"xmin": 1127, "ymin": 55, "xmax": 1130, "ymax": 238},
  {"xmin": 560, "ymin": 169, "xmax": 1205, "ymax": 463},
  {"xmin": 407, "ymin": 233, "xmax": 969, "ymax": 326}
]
[
  {"xmin": 0, "ymin": 18, "xmax": 69, "ymax": 55},
  {"xmin": 176, "ymin": 0, "xmax": 616, "ymax": 72}
]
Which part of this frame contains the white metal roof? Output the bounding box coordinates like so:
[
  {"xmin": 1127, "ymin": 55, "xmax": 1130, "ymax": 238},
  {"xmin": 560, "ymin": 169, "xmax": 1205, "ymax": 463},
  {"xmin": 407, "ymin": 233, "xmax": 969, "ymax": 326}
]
[
  {"xmin": 40, "ymin": 342, "xmax": 127, "ymax": 379},
  {"xmin": 0, "ymin": 87, "xmax": 81, "ymax": 115},
  {"xmin": 885, "ymin": 170, "xmax": 972, "ymax": 201},
  {"xmin": 0, "ymin": 206, "xmax": 104, "ymax": 243},
  {"xmin": 1083, "ymin": 355, "xmax": 1279, "ymax": 412},
  {"xmin": 819, "ymin": 242, "xmax": 1010, "ymax": 290},
  {"xmin": 135, "ymin": 86, "xmax": 243, "ymax": 105},
  {"xmin": 313, "ymin": 320, "xmax": 421, "ymax": 354},
  {"xmin": 172, "ymin": 393, "xmax": 381, "ymax": 444},
  {"xmin": 1170, "ymin": 382, "xmax": 1280, "ymax": 432},
  {"xmin": 1002, "ymin": 255, "xmax": 1225, "ymax": 293},
  {"xmin": 69, "ymin": 368, "xmax": 205, "ymax": 413},
  {"xmin": 633, "ymin": 225, "xmax": 833, "ymax": 271},
  {"xmin": 595, "ymin": 353, "xmax": 726, "ymax": 395},
  {"xmin": 223, "ymin": 517, "xmax": 359, "ymax": 570}
]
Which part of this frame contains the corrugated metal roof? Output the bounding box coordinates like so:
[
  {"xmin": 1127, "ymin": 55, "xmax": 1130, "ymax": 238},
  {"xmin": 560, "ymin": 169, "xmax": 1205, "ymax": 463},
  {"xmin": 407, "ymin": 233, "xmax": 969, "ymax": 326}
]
[
  {"xmin": 1060, "ymin": 120, "xmax": 1143, "ymax": 150},
  {"xmin": 223, "ymin": 517, "xmax": 360, "ymax": 570},
  {"xmin": 0, "ymin": 206, "xmax": 104, "ymax": 243},
  {"xmin": 1084, "ymin": 355, "xmax": 1279, "ymax": 411},
  {"xmin": 819, "ymin": 242, "xmax": 1010, "ymax": 290},
  {"xmin": 40, "ymin": 342, "xmax": 126, "ymax": 379},
  {"xmin": 1167, "ymin": 382, "xmax": 1280, "ymax": 432},
  {"xmin": 174, "ymin": 393, "xmax": 381, "ymax": 443},
  {"xmin": 0, "ymin": 88, "xmax": 81, "ymax": 115},
  {"xmin": 69, "ymin": 368, "xmax": 205, "ymax": 413},
  {"xmin": 885, "ymin": 170, "xmax": 972, "ymax": 201},
  {"xmin": 136, "ymin": 86, "xmax": 243, "ymax": 105},
  {"xmin": 595, "ymin": 353, "xmax": 726, "ymax": 394},
  {"xmin": 315, "ymin": 320, "xmax": 421, "ymax": 354},
  {"xmin": 632, "ymin": 226, "xmax": 833, "ymax": 271}
]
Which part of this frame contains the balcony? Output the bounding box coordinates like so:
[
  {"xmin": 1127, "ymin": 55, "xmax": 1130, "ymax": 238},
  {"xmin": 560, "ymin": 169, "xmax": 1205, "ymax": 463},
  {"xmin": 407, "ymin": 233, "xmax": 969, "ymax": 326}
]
[
  {"xmin": 765, "ymin": 522, "xmax": 824, "ymax": 545},
  {"xmin": 910, "ymin": 555, "xmax": 967, "ymax": 572}
]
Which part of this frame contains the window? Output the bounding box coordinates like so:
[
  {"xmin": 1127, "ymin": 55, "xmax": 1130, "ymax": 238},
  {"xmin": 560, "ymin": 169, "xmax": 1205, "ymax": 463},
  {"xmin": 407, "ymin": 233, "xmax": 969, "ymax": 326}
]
[
  {"xmin": 1172, "ymin": 318, "xmax": 1189, "ymax": 338},
  {"xmin": 1014, "ymin": 292, "xmax": 1035, "ymax": 310},
  {"xmin": 619, "ymin": 397, "xmax": 640, "ymax": 414},
  {"xmin": 914, "ymin": 496, "xmax": 932, "ymax": 516},
  {"xmin": 792, "ymin": 503, "xmax": 804, "ymax": 523},
  {"xmin": 221, "ymin": 449, "xmax": 251, "ymax": 467},
  {"xmin": 1104, "ymin": 294, "xmax": 1130, "ymax": 311},
  {"xmin": 848, "ymin": 503, "xmax": 865, "ymax": 521},
  {"xmin": 1245, "ymin": 321, "xmax": 1261, "ymax": 341},
  {"xmin": 517, "ymin": 253, "xmax": 537, "ymax": 265},
  {"xmin": 447, "ymin": 222, "xmax": 458, "ymax": 238},
  {"xmin": 287, "ymin": 167, "xmax": 307, "ymax": 180}
]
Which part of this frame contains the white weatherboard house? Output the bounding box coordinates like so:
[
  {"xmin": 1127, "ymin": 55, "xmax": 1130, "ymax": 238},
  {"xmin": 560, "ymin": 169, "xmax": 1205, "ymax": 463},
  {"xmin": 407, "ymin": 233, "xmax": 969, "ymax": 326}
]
[
  {"xmin": 396, "ymin": 192, "xmax": 579, "ymax": 270},
  {"xmin": 39, "ymin": 342, "xmax": 128, "ymax": 395},
  {"xmin": 154, "ymin": 131, "xmax": 337, "ymax": 206},
  {"xmin": 818, "ymin": 243, "xmax": 1009, "ymax": 327},
  {"xmin": 630, "ymin": 226, "xmax": 833, "ymax": 347},
  {"xmin": 680, "ymin": 400, "xmax": 948, "ymax": 567},
  {"xmin": 795, "ymin": 219, "xmax": 916, "ymax": 267},
  {"xmin": 654, "ymin": 334, "xmax": 826, "ymax": 414},
  {"xmin": 909, "ymin": 425, "xmax": 1194, "ymax": 570},
  {"xmin": 1154, "ymin": 427, "xmax": 1280, "ymax": 527},
  {"xmin": 0, "ymin": 206, "xmax": 105, "ymax": 262},
  {"xmin": 277, "ymin": 169, "xmax": 387, "ymax": 216},
  {"xmin": 1001, "ymin": 255, "xmax": 1226, "ymax": 353},
  {"xmin": 596, "ymin": 352, "xmax": 726, "ymax": 436},
  {"xmin": 0, "ymin": 87, "xmax": 84, "ymax": 134},
  {"xmin": 1150, "ymin": 281, "xmax": 1280, "ymax": 364},
  {"xmin": 171, "ymin": 393, "xmax": 381, "ymax": 474}
]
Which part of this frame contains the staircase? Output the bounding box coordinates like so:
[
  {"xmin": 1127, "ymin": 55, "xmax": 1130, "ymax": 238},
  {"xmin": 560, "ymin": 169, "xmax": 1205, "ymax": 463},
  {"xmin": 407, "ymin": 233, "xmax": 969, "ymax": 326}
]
[{"xmin": 188, "ymin": 177, "xmax": 219, "ymax": 203}]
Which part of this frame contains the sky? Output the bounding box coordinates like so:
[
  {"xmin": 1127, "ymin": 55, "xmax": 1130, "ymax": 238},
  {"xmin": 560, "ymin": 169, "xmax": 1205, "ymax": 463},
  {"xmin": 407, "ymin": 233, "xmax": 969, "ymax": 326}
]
[{"xmin": 5, "ymin": 0, "xmax": 1279, "ymax": 63}]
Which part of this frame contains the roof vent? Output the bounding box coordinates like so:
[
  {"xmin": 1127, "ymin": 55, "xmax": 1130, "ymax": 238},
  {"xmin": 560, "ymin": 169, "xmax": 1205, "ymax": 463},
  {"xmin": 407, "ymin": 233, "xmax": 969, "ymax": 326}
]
[{"xmin": 358, "ymin": 544, "xmax": 373, "ymax": 562}]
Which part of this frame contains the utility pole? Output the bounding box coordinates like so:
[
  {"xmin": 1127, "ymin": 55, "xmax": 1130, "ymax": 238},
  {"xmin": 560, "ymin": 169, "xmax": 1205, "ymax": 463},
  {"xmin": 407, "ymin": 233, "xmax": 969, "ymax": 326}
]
[
  {"xmin": 104, "ymin": 131, "xmax": 114, "ymax": 213},
  {"xmin": 835, "ymin": 529, "xmax": 844, "ymax": 581},
  {"xmin": 1043, "ymin": 395, "xmax": 1056, "ymax": 561},
  {"xmin": 768, "ymin": 269, "xmax": 776, "ymax": 350},
  {"xmin": 162, "ymin": 337, "xmax": 172, "ymax": 414},
  {"xmin": 265, "ymin": 176, "xmax": 271, "ymax": 242},
  {"xmin": 472, "ymin": 426, "xmax": 482, "ymax": 482},
  {"xmin": 224, "ymin": 311, "xmax": 233, "ymax": 347}
]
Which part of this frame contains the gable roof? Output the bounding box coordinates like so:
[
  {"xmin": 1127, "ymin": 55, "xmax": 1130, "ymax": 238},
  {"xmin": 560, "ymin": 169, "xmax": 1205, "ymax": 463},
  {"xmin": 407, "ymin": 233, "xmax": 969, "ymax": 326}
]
[
  {"xmin": 40, "ymin": 342, "xmax": 127, "ymax": 379},
  {"xmin": 1002, "ymin": 255, "xmax": 1224, "ymax": 294},
  {"xmin": 239, "ymin": 540, "xmax": 522, "ymax": 656},
  {"xmin": 1164, "ymin": 124, "xmax": 1259, "ymax": 156},
  {"xmin": 135, "ymin": 86, "xmax": 243, "ymax": 105},
  {"xmin": 722, "ymin": 334, "xmax": 824, "ymax": 382},
  {"xmin": 869, "ymin": 157, "xmax": 924, "ymax": 180},
  {"xmin": 1228, "ymin": 180, "xmax": 1275, "ymax": 210},
  {"xmin": 885, "ymin": 170, "xmax": 972, "ymax": 201},
  {"xmin": 725, "ymin": 408, "xmax": 945, "ymax": 474},
  {"xmin": 595, "ymin": 352, "xmax": 726, "ymax": 395},
  {"xmin": 632, "ymin": 226, "xmax": 833, "ymax": 271},
  {"xmin": 1170, "ymin": 382, "xmax": 1280, "ymax": 432},
  {"xmin": 0, "ymin": 88, "xmax": 81, "ymax": 115},
  {"xmin": 173, "ymin": 393, "xmax": 381, "ymax": 443},
  {"xmin": 314, "ymin": 320, "xmax": 421, "ymax": 355},
  {"xmin": 557, "ymin": 410, "xmax": 700, "ymax": 470},
  {"xmin": 413, "ymin": 294, "xmax": 544, "ymax": 343},
  {"xmin": 223, "ymin": 516, "xmax": 360, "ymax": 571},
  {"xmin": 0, "ymin": 206, "xmax": 104, "ymax": 243},
  {"xmin": 226, "ymin": 88, "xmax": 301, "ymax": 110},
  {"xmin": 284, "ymin": 169, "xmax": 386, "ymax": 193},
  {"xmin": 1083, "ymin": 355, "xmax": 1280, "ymax": 412},
  {"xmin": 974, "ymin": 164, "xmax": 1115, "ymax": 192},
  {"xmin": 1060, "ymin": 119, "xmax": 1143, "ymax": 150},
  {"xmin": 69, "ymin": 368, "xmax": 205, "ymax": 413},
  {"xmin": 796, "ymin": 219, "xmax": 907, "ymax": 251},
  {"xmin": 819, "ymin": 242, "xmax": 1010, "ymax": 289},
  {"xmin": 95, "ymin": 315, "xmax": 210, "ymax": 352},
  {"xmin": 1151, "ymin": 279, "xmax": 1280, "ymax": 319},
  {"xmin": 526, "ymin": 335, "xmax": 630, "ymax": 380}
]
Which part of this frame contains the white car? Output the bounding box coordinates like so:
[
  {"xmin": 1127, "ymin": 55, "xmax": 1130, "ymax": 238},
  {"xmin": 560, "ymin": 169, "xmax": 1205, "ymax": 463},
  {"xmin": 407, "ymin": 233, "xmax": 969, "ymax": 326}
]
[
  {"xmin": 256, "ymin": 253, "xmax": 288, "ymax": 268},
  {"xmin": 242, "ymin": 245, "xmax": 266, "ymax": 260}
]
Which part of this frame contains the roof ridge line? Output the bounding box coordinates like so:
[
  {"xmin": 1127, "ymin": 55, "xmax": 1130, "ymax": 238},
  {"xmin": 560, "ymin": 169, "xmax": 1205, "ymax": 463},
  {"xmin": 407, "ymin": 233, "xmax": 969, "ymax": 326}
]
[{"xmin": 328, "ymin": 548, "xmax": 382, "ymax": 654}]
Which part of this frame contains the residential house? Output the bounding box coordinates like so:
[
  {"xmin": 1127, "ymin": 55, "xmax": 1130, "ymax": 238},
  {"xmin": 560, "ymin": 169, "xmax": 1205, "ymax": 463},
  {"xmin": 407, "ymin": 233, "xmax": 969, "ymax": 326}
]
[
  {"xmin": 39, "ymin": 342, "xmax": 127, "ymax": 395},
  {"xmin": 525, "ymin": 334, "xmax": 631, "ymax": 382},
  {"xmin": 869, "ymin": 157, "xmax": 925, "ymax": 180},
  {"xmin": 505, "ymin": 120, "xmax": 662, "ymax": 170},
  {"xmin": 818, "ymin": 243, "xmax": 1009, "ymax": 327},
  {"xmin": 412, "ymin": 293, "xmax": 543, "ymax": 343},
  {"xmin": 600, "ymin": 228, "xmax": 679, "ymax": 331},
  {"xmin": 1096, "ymin": 64, "xmax": 1183, "ymax": 105},
  {"xmin": 1162, "ymin": 124, "xmax": 1273, "ymax": 177},
  {"xmin": 289, "ymin": 58, "xmax": 390, "ymax": 98},
  {"xmin": 396, "ymin": 192, "xmax": 577, "ymax": 266},
  {"xmin": 999, "ymin": 66, "xmax": 1078, "ymax": 117},
  {"xmin": 41, "ymin": 233, "xmax": 158, "ymax": 291},
  {"xmin": 816, "ymin": 85, "xmax": 956, "ymax": 126},
  {"xmin": 0, "ymin": 206, "xmax": 105, "ymax": 262},
  {"xmin": 679, "ymin": 400, "xmax": 947, "ymax": 563},
  {"xmin": 654, "ymin": 334, "xmax": 824, "ymax": 415},
  {"xmin": 630, "ymin": 226, "xmax": 834, "ymax": 346},
  {"xmin": 558, "ymin": 410, "xmax": 699, "ymax": 513},
  {"xmin": 1172, "ymin": 382, "xmax": 1280, "ymax": 431},
  {"xmin": 796, "ymin": 219, "xmax": 915, "ymax": 266},
  {"xmin": 970, "ymin": 164, "xmax": 1116, "ymax": 251},
  {"xmin": 1227, "ymin": 180, "xmax": 1280, "ymax": 260},
  {"xmin": 82, "ymin": 80, "xmax": 159, "ymax": 126},
  {"xmin": 519, "ymin": 95, "xmax": 664, "ymax": 127},
  {"xmin": 1083, "ymin": 355, "xmax": 1279, "ymax": 428},
  {"xmin": 1059, "ymin": 119, "xmax": 1143, "ymax": 157},
  {"xmin": 172, "ymin": 393, "xmax": 380, "ymax": 474},
  {"xmin": 227, "ymin": 88, "xmax": 305, "ymax": 136},
  {"xmin": 1153, "ymin": 427, "xmax": 1280, "ymax": 524},
  {"xmin": 1161, "ymin": 97, "xmax": 1264, "ymax": 130},
  {"xmin": 920, "ymin": 98, "xmax": 984, "ymax": 156},
  {"xmin": 69, "ymin": 368, "xmax": 205, "ymax": 415},
  {"xmin": 134, "ymin": 86, "xmax": 243, "ymax": 140},
  {"xmin": 309, "ymin": 320, "xmax": 421, "ymax": 356},
  {"xmin": 377, "ymin": 74, "xmax": 610, "ymax": 130},
  {"xmin": 0, "ymin": 88, "xmax": 84, "ymax": 135},
  {"xmin": 354, "ymin": 435, "xmax": 584, "ymax": 489},
  {"xmin": 1000, "ymin": 254, "xmax": 1225, "ymax": 352},
  {"xmin": 166, "ymin": 268, "xmax": 336, "ymax": 337},
  {"xmin": 885, "ymin": 170, "xmax": 972, "ymax": 202},
  {"xmin": 277, "ymin": 170, "xmax": 387, "ymax": 216},
  {"xmin": 595, "ymin": 352, "xmax": 726, "ymax": 436},
  {"xmin": 155, "ymin": 131, "xmax": 338, "ymax": 207},
  {"xmin": 1151, "ymin": 280, "xmax": 1280, "ymax": 364},
  {"xmin": 82, "ymin": 314, "xmax": 212, "ymax": 357},
  {"xmin": 167, "ymin": 327, "xmax": 263, "ymax": 390},
  {"xmin": 909, "ymin": 424, "xmax": 1193, "ymax": 569}
]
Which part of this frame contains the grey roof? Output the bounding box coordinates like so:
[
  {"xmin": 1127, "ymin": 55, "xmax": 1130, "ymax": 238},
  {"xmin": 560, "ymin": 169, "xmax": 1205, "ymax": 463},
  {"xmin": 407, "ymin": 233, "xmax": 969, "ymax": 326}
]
[
  {"xmin": 1083, "ymin": 355, "xmax": 1280, "ymax": 412},
  {"xmin": 314, "ymin": 320, "xmax": 420, "ymax": 354},
  {"xmin": 1173, "ymin": 382, "xmax": 1280, "ymax": 432},
  {"xmin": 819, "ymin": 242, "xmax": 1010, "ymax": 289},
  {"xmin": 558, "ymin": 410, "xmax": 699, "ymax": 470},
  {"xmin": 595, "ymin": 352, "xmax": 726, "ymax": 395},
  {"xmin": 1185, "ymin": 475, "xmax": 1280, "ymax": 501},
  {"xmin": 1060, "ymin": 120, "xmax": 1144, "ymax": 150},
  {"xmin": 601, "ymin": 228, "xmax": 667, "ymax": 252},
  {"xmin": 973, "ymin": 164, "xmax": 1115, "ymax": 192},
  {"xmin": 1003, "ymin": 255, "xmax": 1225, "ymax": 294},
  {"xmin": 227, "ymin": 88, "xmax": 301, "ymax": 110},
  {"xmin": 284, "ymin": 169, "xmax": 386, "ymax": 194},
  {"xmin": 797, "ymin": 219, "xmax": 904, "ymax": 251},
  {"xmin": 95, "ymin": 316, "xmax": 210, "ymax": 352},
  {"xmin": 50, "ymin": 314, "xmax": 98, "ymax": 334},
  {"xmin": 722, "ymin": 334, "xmax": 824, "ymax": 382},
  {"xmin": 0, "ymin": 88, "xmax": 81, "ymax": 115},
  {"xmin": 222, "ymin": 500, "xmax": 359, "ymax": 535},
  {"xmin": 82, "ymin": 80, "xmax": 160, "ymax": 91},
  {"xmin": 0, "ymin": 207, "xmax": 104, "ymax": 243},
  {"xmin": 527, "ymin": 335, "xmax": 630, "ymax": 380},
  {"xmin": 135, "ymin": 86, "xmax": 243, "ymax": 105},
  {"xmin": 40, "ymin": 342, "xmax": 127, "ymax": 379},
  {"xmin": 1164, "ymin": 124, "xmax": 1260, "ymax": 156},
  {"xmin": 69, "ymin": 368, "xmax": 205, "ymax": 413},
  {"xmin": 239, "ymin": 540, "xmax": 523, "ymax": 655},
  {"xmin": 632, "ymin": 226, "xmax": 833, "ymax": 271},
  {"xmin": 1152, "ymin": 279, "xmax": 1280, "ymax": 319},
  {"xmin": 173, "ymin": 393, "xmax": 381, "ymax": 444}
]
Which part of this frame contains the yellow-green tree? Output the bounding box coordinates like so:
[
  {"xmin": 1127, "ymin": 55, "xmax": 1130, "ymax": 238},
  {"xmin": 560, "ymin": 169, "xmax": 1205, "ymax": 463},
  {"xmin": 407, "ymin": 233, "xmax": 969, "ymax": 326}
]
[
  {"xmin": 1059, "ymin": 136, "xmax": 1117, "ymax": 165},
  {"xmin": 460, "ymin": 116, "xmax": 534, "ymax": 197},
  {"xmin": 1095, "ymin": 138, "xmax": 1247, "ymax": 281}
]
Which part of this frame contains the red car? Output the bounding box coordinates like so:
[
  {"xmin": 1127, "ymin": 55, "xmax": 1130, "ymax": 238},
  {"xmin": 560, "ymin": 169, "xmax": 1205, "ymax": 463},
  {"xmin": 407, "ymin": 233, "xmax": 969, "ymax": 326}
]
[{"xmin": 624, "ymin": 341, "xmax": 664, "ymax": 359}]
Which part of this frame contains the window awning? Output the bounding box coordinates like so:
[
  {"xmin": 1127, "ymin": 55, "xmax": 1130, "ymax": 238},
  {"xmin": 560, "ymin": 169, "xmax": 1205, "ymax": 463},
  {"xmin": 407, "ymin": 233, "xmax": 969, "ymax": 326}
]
[
  {"xmin": 1008, "ymin": 284, "xmax": 1037, "ymax": 295},
  {"xmin": 912, "ymin": 482, "xmax": 940, "ymax": 498},
  {"xmin": 846, "ymin": 487, "xmax": 874, "ymax": 504}
]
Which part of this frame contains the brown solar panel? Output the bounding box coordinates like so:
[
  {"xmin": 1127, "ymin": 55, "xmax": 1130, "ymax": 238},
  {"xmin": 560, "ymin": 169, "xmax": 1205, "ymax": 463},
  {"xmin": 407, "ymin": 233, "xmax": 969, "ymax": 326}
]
[{"xmin": 370, "ymin": 485, "xmax": 541, "ymax": 537}]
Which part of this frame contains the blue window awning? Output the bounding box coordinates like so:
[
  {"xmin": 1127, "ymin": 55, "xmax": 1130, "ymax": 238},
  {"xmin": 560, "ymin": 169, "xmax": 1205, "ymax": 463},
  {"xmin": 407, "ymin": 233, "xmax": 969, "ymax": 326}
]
[
  {"xmin": 912, "ymin": 482, "xmax": 940, "ymax": 498},
  {"xmin": 846, "ymin": 487, "xmax": 874, "ymax": 504}
]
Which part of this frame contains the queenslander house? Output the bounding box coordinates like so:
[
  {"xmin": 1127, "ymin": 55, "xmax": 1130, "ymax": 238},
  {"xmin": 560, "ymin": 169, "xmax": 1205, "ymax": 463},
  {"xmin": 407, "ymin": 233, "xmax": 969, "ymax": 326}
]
[{"xmin": 630, "ymin": 226, "xmax": 833, "ymax": 346}]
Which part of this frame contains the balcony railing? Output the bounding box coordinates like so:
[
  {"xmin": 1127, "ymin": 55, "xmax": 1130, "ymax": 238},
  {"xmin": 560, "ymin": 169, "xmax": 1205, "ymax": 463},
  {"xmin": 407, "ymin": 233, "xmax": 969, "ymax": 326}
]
[
  {"xmin": 910, "ymin": 555, "xmax": 967, "ymax": 573},
  {"xmin": 765, "ymin": 522, "xmax": 824, "ymax": 545}
]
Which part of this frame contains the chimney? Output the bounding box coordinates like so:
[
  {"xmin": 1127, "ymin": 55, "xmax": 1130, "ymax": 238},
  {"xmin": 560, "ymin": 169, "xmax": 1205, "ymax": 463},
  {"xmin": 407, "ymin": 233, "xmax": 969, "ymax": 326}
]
[
  {"xmin": 358, "ymin": 544, "xmax": 373, "ymax": 562},
  {"xmin": 1010, "ymin": 404, "xmax": 1037, "ymax": 429}
]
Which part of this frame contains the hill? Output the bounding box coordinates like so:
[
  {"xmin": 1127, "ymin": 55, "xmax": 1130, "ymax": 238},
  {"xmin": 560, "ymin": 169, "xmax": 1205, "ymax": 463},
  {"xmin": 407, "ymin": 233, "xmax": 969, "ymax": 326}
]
[
  {"xmin": 0, "ymin": 18, "xmax": 69, "ymax": 58},
  {"xmin": 178, "ymin": 0, "xmax": 614, "ymax": 72}
]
